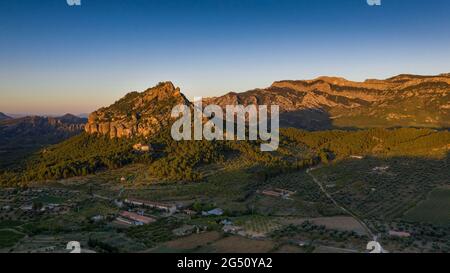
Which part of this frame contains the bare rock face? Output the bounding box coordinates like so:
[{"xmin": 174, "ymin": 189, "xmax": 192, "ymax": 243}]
[
  {"xmin": 85, "ymin": 73, "xmax": 450, "ymax": 135},
  {"xmin": 85, "ymin": 82, "xmax": 190, "ymax": 138},
  {"xmin": 205, "ymin": 73, "xmax": 450, "ymax": 129}
]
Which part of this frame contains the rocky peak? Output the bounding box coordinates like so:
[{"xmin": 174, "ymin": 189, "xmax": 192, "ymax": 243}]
[
  {"xmin": 85, "ymin": 82, "xmax": 190, "ymax": 138},
  {"xmin": 85, "ymin": 73, "xmax": 449, "ymax": 136}
]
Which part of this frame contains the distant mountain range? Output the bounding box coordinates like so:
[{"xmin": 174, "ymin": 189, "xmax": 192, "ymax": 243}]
[
  {"xmin": 85, "ymin": 73, "xmax": 450, "ymax": 139},
  {"xmin": 0, "ymin": 114, "xmax": 86, "ymax": 169},
  {"xmin": 0, "ymin": 114, "xmax": 86, "ymax": 137},
  {"xmin": 0, "ymin": 112, "xmax": 12, "ymax": 121},
  {"xmin": 206, "ymin": 73, "xmax": 450, "ymax": 130}
]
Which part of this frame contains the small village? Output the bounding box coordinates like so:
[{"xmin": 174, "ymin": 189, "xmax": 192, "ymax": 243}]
[
  {"xmin": 0, "ymin": 172, "xmax": 443, "ymax": 253},
  {"xmin": 0, "ymin": 180, "xmax": 343, "ymax": 253}
]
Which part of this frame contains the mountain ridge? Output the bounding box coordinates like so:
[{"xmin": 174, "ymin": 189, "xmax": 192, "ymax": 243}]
[
  {"xmin": 0, "ymin": 112, "xmax": 12, "ymax": 121},
  {"xmin": 84, "ymin": 73, "xmax": 450, "ymax": 138},
  {"xmin": 0, "ymin": 114, "xmax": 87, "ymax": 169},
  {"xmin": 205, "ymin": 73, "xmax": 450, "ymax": 129}
]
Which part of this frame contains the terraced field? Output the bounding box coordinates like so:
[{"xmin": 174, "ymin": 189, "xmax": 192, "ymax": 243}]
[{"xmin": 234, "ymin": 215, "xmax": 281, "ymax": 235}]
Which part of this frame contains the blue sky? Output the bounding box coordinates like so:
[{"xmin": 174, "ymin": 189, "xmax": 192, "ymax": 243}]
[{"xmin": 1, "ymin": 0, "xmax": 450, "ymax": 115}]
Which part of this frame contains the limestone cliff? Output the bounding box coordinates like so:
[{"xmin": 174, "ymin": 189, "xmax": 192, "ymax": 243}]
[
  {"xmin": 85, "ymin": 74, "xmax": 450, "ymax": 136},
  {"xmin": 204, "ymin": 73, "xmax": 450, "ymax": 129},
  {"xmin": 85, "ymin": 82, "xmax": 190, "ymax": 138}
]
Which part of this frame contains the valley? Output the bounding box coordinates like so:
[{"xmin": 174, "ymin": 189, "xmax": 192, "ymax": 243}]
[
  {"xmin": 0, "ymin": 127, "xmax": 448, "ymax": 253},
  {"xmin": 0, "ymin": 74, "xmax": 449, "ymax": 253}
]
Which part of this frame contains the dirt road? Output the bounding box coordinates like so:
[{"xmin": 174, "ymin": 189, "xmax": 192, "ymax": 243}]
[{"xmin": 306, "ymin": 166, "xmax": 374, "ymax": 238}]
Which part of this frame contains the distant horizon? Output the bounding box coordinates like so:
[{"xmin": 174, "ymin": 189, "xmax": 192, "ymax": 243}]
[
  {"xmin": 2, "ymin": 70, "xmax": 450, "ymax": 116},
  {"xmin": 1, "ymin": 0, "xmax": 450, "ymax": 115}
]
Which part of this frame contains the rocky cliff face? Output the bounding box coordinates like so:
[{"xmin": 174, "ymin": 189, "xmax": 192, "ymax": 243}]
[
  {"xmin": 85, "ymin": 82, "xmax": 190, "ymax": 138},
  {"xmin": 85, "ymin": 74, "xmax": 450, "ymax": 137},
  {"xmin": 205, "ymin": 73, "xmax": 450, "ymax": 129}
]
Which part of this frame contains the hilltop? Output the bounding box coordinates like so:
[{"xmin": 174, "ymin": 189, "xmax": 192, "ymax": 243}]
[{"xmin": 85, "ymin": 82, "xmax": 190, "ymax": 138}]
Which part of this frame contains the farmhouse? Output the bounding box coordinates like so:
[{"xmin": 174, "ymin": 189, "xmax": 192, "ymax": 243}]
[
  {"xmin": 202, "ymin": 208, "xmax": 224, "ymax": 216},
  {"xmin": 389, "ymin": 230, "xmax": 411, "ymax": 238},
  {"xmin": 261, "ymin": 188, "xmax": 296, "ymax": 199},
  {"xmin": 91, "ymin": 215, "xmax": 104, "ymax": 222},
  {"xmin": 261, "ymin": 190, "xmax": 283, "ymax": 198},
  {"xmin": 118, "ymin": 211, "xmax": 156, "ymax": 225},
  {"xmin": 275, "ymin": 188, "xmax": 296, "ymax": 196},
  {"xmin": 20, "ymin": 204, "xmax": 33, "ymax": 211},
  {"xmin": 373, "ymin": 166, "xmax": 390, "ymax": 172},
  {"xmin": 183, "ymin": 209, "xmax": 197, "ymax": 216},
  {"xmin": 133, "ymin": 143, "xmax": 152, "ymax": 152},
  {"xmin": 124, "ymin": 198, "xmax": 177, "ymax": 214}
]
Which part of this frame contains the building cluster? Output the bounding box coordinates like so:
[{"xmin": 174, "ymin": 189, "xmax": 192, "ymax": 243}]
[
  {"xmin": 0, "ymin": 188, "xmax": 74, "ymax": 220},
  {"xmin": 388, "ymin": 230, "xmax": 411, "ymax": 238},
  {"xmin": 124, "ymin": 198, "xmax": 177, "ymax": 214},
  {"xmin": 112, "ymin": 198, "xmax": 182, "ymax": 227}
]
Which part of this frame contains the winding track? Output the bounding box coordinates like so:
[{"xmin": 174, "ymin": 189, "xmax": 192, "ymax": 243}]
[{"xmin": 306, "ymin": 166, "xmax": 375, "ymax": 239}]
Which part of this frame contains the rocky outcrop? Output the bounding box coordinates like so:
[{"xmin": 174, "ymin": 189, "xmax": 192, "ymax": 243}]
[{"xmin": 85, "ymin": 82, "xmax": 190, "ymax": 138}]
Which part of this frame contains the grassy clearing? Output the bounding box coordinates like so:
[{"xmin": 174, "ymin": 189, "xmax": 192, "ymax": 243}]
[{"xmin": 234, "ymin": 215, "xmax": 281, "ymax": 235}]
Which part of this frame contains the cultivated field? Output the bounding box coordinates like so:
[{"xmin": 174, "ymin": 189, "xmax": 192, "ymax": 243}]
[
  {"xmin": 207, "ymin": 236, "xmax": 276, "ymax": 253},
  {"xmin": 403, "ymin": 187, "xmax": 450, "ymax": 227}
]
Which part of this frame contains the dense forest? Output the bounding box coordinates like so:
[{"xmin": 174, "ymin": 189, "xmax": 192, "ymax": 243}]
[{"xmin": 0, "ymin": 127, "xmax": 448, "ymax": 186}]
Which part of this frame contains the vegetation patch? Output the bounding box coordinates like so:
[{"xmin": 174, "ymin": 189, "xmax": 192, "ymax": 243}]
[
  {"xmin": 403, "ymin": 188, "xmax": 450, "ymax": 226},
  {"xmin": 0, "ymin": 230, "xmax": 25, "ymax": 249}
]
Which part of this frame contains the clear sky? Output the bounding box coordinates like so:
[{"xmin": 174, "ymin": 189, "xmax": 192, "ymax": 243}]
[{"xmin": 1, "ymin": 0, "xmax": 450, "ymax": 115}]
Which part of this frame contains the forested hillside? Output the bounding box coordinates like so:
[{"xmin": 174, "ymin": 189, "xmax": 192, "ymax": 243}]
[{"xmin": 1, "ymin": 128, "xmax": 448, "ymax": 186}]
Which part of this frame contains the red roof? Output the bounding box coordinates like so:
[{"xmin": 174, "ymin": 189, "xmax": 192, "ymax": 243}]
[{"xmin": 119, "ymin": 211, "xmax": 156, "ymax": 224}]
